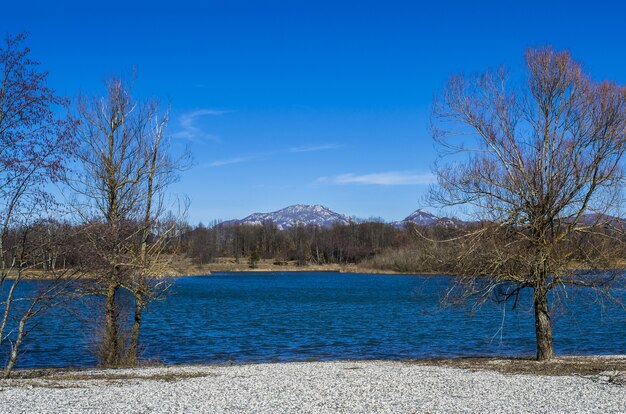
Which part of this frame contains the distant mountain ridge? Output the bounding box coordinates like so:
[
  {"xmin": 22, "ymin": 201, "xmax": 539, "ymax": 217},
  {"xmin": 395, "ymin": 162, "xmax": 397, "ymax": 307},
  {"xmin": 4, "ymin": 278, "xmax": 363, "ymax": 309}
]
[
  {"xmin": 393, "ymin": 208, "xmax": 464, "ymax": 228},
  {"xmin": 222, "ymin": 204, "xmax": 468, "ymax": 230},
  {"xmin": 223, "ymin": 204, "xmax": 353, "ymax": 230},
  {"xmin": 221, "ymin": 205, "xmax": 622, "ymax": 230}
]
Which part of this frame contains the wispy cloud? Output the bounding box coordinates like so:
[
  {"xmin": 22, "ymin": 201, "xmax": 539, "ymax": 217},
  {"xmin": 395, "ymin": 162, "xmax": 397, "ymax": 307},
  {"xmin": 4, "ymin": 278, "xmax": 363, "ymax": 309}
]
[
  {"xmin": 172, "ymin": 109, "xmax": 231, "ymax": 143},
  {"xmin": 209, "ymin": 154, "xmax": 267, "ymax": 167},
  {"xmin": 288, "ymin": 144, "xmax": 342, "ymax": 153},
  {"xmin": 209, "ymin": 143, "xmax": 340, "ymax": 168},
  {"xmin": 317, "ymin": 171, "xmax": 436, "ymax": 186}
]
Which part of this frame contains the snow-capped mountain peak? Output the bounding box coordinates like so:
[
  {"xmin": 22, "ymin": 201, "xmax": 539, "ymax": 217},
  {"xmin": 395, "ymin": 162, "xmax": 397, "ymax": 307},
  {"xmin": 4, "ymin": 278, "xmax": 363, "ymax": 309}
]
[
  {"xmin": 394, "ymin": 208, "xmax": 464, "ymax": 228},
  {"xmin": 402, "ymin": 209, "xmax": 439, "ymax": 225},
  {"xmin": 227, "ymin": 204, "xmax": 353, "ymax": 230}
]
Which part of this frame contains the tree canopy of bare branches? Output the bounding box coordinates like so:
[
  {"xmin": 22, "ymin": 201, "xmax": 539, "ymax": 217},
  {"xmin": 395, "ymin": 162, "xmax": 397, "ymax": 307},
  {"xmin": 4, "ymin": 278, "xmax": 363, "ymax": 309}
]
[
  {"xmin": 431, "ymin": 47, "xmax": 626, "ymax": 360},
  {"xmin": 68, "ymin": 75, "xmax": 189, "ymax": 367}
]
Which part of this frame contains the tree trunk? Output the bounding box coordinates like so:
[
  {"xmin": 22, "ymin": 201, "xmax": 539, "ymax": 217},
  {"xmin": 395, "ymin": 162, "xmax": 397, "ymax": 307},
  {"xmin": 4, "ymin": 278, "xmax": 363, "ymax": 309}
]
[
  {"xmin": 4, "ymin": 311, "xmax": 29, "ymax": 378},
  {"xmin": 533, "ymin": 286, "xmax": 554, "ymax": 361},
  {"xmin": 103, "ymin": 283, "xmax": 119, "ymax": 366},
  {"xmin": 128, "ymin": 294, "xmax": 143, "ymax": 366},
  {"xmin": 0, "ymin": 271, "xmax": 21, "ymax": 348}
]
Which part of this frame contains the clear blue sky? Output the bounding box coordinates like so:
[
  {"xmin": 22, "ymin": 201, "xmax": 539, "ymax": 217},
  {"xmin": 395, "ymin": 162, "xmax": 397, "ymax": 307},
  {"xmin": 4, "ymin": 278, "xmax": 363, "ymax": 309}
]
[{"xmin": 4, "ymin": 0, "xmax": 626, "ymax": 223}]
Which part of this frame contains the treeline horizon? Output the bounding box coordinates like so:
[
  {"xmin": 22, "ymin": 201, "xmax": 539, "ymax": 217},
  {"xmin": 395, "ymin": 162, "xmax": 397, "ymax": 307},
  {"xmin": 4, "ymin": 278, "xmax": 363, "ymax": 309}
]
[{"xmin": 6, "ymin": 216, "xmax": 624, "ymax": 275}]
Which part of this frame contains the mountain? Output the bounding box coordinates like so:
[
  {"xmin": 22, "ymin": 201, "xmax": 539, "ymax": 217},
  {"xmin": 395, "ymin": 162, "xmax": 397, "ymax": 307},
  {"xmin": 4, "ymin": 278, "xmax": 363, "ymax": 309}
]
[
  {"xmin": 222, "ymin": 205, "xmax": 468, "ymax": 230},
  {"xmin": 223, "ymin": 206, "xmax": 623, "ymax": 230},
  {"xmin": 394, "ymin": 208, "xmax": 464, "ymax": 228},
  {"xmin": 224, "ymin": 204, "xmax": 353, "ymax": 230},
  {"xmin": 400, "ymin": 209, "xmax": 440, "ymax": 226}
]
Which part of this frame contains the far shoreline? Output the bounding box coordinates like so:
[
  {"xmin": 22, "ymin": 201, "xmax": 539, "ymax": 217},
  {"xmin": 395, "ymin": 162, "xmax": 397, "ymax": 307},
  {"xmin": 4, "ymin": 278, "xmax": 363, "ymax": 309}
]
[
  {"xmin": 11, "ymin": 258, "xmax": 447, "ymax": 280},
  {"xmin": 12, "ymin": 257, "xmax": 624, "ymax": 280},
  {"xmin": 169, "ymin": 257, "xmax": 446, "ymax": 278}
]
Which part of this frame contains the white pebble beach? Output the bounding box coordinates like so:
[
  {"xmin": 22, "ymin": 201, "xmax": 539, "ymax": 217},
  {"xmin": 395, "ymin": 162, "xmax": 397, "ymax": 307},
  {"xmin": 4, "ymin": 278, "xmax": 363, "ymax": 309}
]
[{"xmin": 1, "ymin": 360, "xmax": 625, "ymax": 413}]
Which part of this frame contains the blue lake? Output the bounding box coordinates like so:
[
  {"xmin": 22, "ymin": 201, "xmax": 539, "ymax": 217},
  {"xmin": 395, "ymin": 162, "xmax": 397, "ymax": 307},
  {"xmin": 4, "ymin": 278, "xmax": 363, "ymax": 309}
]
[{"xmin": 7, "ymin": 272, "xmax": 626, "ymax": 368}]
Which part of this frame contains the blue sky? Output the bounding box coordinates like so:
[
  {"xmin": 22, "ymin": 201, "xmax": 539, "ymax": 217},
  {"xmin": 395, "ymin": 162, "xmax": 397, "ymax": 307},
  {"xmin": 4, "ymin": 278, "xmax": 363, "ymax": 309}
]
[{"xmin": 4, "ymin": 0, "xmax": 626, "ymax": 223}]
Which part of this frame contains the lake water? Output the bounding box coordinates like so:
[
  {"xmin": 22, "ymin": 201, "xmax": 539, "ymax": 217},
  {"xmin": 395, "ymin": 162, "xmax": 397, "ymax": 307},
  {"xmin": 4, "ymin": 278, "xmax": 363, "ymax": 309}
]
[{"xmin": 6, "ymin": 272, "xmax": 626, "ymax": 368}]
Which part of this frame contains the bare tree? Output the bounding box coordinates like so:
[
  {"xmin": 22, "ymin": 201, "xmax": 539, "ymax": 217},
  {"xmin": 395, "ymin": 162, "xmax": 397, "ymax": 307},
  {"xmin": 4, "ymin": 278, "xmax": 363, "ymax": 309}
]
[
  {"xmin": 431, "ymin": 47, "xmax": 626, "ymax": 360},
  {"xmin": 0, "ymin": 32, "xmax": 76, "ymax": 376},
  {"xmin": 1, "ymin": 228, "xmax": 79, "ymax": 378},
  {"xmin": 126, "ymin": 111, "xmax": 189, "ymax": 365},
  {"xmin": 69, "ymin": 76, "xmax": 188, "ymax": 366}
]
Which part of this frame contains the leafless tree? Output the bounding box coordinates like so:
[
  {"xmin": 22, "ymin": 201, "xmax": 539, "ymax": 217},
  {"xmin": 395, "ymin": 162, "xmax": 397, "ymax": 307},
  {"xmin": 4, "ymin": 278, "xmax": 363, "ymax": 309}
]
[
  {"xmin": 126, "ymin": 112, "xmax": 189, "ymax": 365},
  {"xmin": 1, "ymin": 229, "xmax": 80, "ymax": 378},
  {"xmin": 0, "ymin": 32, "xmax": 76, "ymax": 376},
  {"xmin": 431, "ymin": 47, "xmax": 626, "ymax": 360},
  {"xmin": 69, "ymin": 75, "xmax": 188, "ymax": 366}
]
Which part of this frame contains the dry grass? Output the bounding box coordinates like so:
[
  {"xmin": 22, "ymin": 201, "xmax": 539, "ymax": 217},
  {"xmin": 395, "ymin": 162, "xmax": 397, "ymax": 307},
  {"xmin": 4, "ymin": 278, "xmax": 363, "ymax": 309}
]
[
  {"xmin": 169, "ymin": 257, "xmax": 409, "ymax": 276},
  {"xmin": 408, "ymin": 356, "xmax": 626, "ymax": 384},
  {"xmin": 1, "ymin": 366, "xmax": 215, "ymax": 388}
]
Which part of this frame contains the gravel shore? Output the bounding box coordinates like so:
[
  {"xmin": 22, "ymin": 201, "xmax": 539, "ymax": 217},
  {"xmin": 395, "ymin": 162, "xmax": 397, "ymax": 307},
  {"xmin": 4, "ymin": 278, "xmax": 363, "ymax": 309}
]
[{"xmin": 0, "ymin": 360, "xmax": 625, "ymax": 413}]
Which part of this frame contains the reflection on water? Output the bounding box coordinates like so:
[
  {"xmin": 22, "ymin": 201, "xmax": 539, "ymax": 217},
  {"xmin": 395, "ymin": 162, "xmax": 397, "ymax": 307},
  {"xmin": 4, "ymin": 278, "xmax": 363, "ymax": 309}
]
[{"xmin": 6, "ymin": 272, "xmax": 626, "ymax": 368}]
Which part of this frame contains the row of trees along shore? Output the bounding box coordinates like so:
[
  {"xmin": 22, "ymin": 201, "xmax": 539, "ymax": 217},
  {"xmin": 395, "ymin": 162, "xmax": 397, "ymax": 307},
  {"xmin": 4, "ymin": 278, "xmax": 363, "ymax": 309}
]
[{"xmin": 1, "ymin": 32, "xmax": 625, "ymax": 376}]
